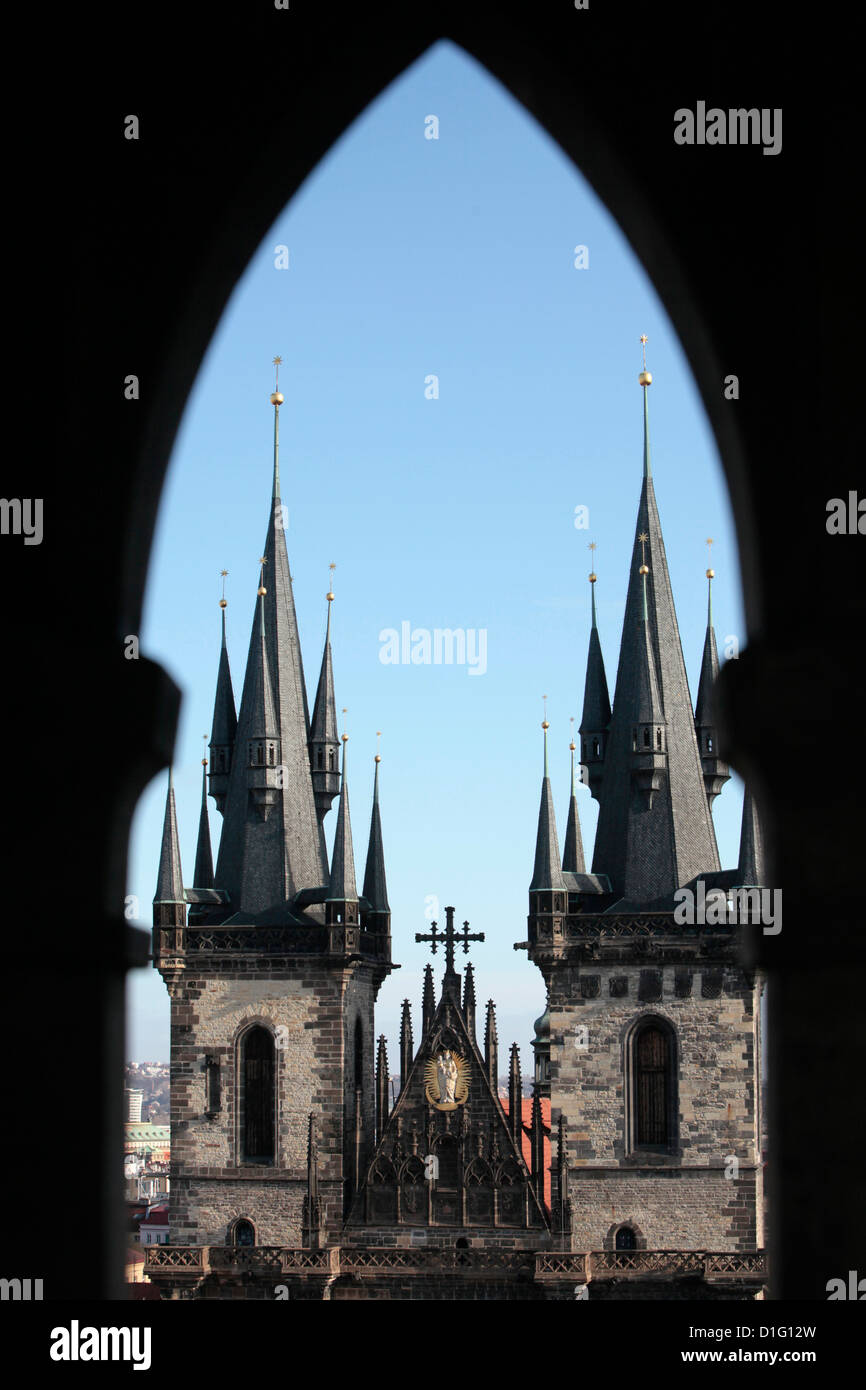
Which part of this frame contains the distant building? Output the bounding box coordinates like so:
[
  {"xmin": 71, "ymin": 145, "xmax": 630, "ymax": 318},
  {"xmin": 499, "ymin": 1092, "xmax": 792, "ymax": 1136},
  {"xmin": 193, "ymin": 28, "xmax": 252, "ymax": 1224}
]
[
  {"xmin": 124, "ymin": 1123, "xmax": 170, "ymax": 1163},
  {"xmin": 139, "ymin": 1205, "xmax": 170, "ymax": 1246},
  {"xmin": 126, "ymin": 1088, "xmax": 144, "ymax": 1122}
]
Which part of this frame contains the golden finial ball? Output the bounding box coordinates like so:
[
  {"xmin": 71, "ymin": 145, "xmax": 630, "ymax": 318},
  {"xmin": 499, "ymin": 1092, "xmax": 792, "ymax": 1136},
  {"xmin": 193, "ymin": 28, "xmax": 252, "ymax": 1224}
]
[
  {"xmin": 342, "ymin": 733, "xmax": 349, "ymax": 743},
  {"xmin": 589, "ymin": 572, "xmax": 597, "ymax": 583},
  {"xmin": 374, "ymin": 754, "xmax": 381, "ymax": 763},
  {"xmin": 541, "ymin": 720, "xmax": 550, "ymax": 730},
  {"xmin": 257, "ymin": 585, "xmax": 267, "ymax": 596},
  {"xmin": 202, "ymin": 757, "xmax": 207, "ymax": 766},
  {"xmin": 639, "ymin": 370, "xmax": 652, "ymax": 386},
  {"xmin": 569, "ymin": 741, "xmax": 576, "ymax": 752},
  {"xmin": 219, "ymin": 598, "xmax": 227, "ymax": 608},
  {"xmin": 706, "ymin": 568, "xmax": 715, "ymax": 579},
  {"xmin": 270, "ymin": 391, "xmax": 284, "ymax": 406},
  {"xmin": 639, "ymin": 564, "xmax": 649, "ymax": 575},
  {"xmin": 327, "ymin": 591, "xmax": 335, "ymax": 601}
]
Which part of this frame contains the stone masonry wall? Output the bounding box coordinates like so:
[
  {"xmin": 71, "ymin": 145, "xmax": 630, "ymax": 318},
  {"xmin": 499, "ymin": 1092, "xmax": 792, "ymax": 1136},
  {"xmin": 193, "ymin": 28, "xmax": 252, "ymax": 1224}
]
[
  {"xmin": 167, "ymin": 960, "xmax": 377, "ymax": 1247},
  {"xmin": 550, "ymin": 962, "xmax": 763, "ymax": 1251}
]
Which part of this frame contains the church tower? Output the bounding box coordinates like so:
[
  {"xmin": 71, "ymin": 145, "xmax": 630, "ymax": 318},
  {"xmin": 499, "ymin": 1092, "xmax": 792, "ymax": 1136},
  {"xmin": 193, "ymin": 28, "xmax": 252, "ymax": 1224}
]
[
  {"xmin": 521, "ymin": 340, "xmax": 764, "ymax": 1255},
  {"xmin": 153, "ymin": 363, "xmax": 394, "ymax": 1248}
]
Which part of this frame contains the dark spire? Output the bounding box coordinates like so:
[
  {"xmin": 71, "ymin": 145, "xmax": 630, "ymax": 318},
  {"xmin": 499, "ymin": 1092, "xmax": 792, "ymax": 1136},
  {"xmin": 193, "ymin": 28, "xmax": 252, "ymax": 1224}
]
[
  {"xmin": 399, "ymin": 1000, "xmax": 413, "ymax": 1092},
  {"xmin": 579, "ymin": 555, "xmax": 611, "ymax": 802},
  {"xmin": 422, "ymin": 964, "xmax": 436, "ymax": 1034},
  {"xmin": 529, "ymin": 1089, "xmax": 546, "ymax": 1206},
  {"xmin": 590, "ymin": 345, "xmax": 721, "ymax": 903},
  {"xmin": 462, "ymin": 962, "xmax": 477, "ymax": 1039},
  {"xmin": 562, "ymin": 731, "xmax": 586, "ymax": 873},
  {"xmin": 738, "ymin": 786, "xmax": 766, "ymax": 885},
  {"xmin": 327, "ymin": 735, "xmax": 357, "ymax": 903},
  {"xmin": 213, "ymin": 373, "xmax": 327, "ymax": 918},
  {"xmin": 362, "ymin": 748, "xmax": 389, "ymax": 913},
  {"xmin": 694, "ymin": 552, "xmax": 731, "ymax": 805},
  {"xmin": 375, "ymin": 1035, "xmax": 389, "ymax": 1143},
  {"xmin": 208, "ymin": 585, "xmax": 238, "ymax": 815},
  {"xmin": 508, "ymin": 1043, "xmax": 523, "ymax": 1146},
  {"xmin": 153, "ymin": 769, "xmax": 186, "ymax": 929},
  {"xmin": 529, "ymin": 714, "xmax": 565, "ymax": 891},
  {"xmin": 484, "ymin": 1001, "xmax": 499, "ymax": 1092},
  {"xmin": 302, "ymin": 1113, "xmax": 322, "ymax": 1249},
  {"xmin": 309, "ymin": 570, "xmax": 341, "ymax": 822},
  {"xmin": 192, "ymin": 748, "xmax": 214, "ymax": 890}
]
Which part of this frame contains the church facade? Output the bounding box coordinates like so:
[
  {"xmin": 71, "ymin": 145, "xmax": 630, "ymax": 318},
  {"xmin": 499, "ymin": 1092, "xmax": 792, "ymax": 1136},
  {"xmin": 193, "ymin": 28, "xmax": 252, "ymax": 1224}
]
[{"xmin": 146, "ymin": 354, "xmax": 767, "ymax": 1300}]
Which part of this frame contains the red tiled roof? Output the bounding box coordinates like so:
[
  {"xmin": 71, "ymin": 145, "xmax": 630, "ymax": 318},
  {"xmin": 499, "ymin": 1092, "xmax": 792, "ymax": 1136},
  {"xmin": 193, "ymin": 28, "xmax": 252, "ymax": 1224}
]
[
  {"xmin": 140, "ymin": 1205, "xmax": 169, "ymax": 1226},
  {"xmin": 501, "ymin": 1096, "xmax": 552, "ymax": 1210}
]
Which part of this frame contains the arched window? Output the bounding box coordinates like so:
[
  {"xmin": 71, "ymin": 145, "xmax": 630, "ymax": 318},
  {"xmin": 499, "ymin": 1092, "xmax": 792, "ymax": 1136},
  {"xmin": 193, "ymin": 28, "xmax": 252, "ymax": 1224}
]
[
  {"xmin": 317, "ymin": 748, "xmax": 323, "ymax": 769},
  {"xmin": 656, "ymin": 728, "xmax": 662, "ymax": 749},
  {"xmin": 643, "ymin": 727, "xmax": 651, "ymax": 748},
  {"xmin": 707, "ymin": 735, "xmax": 713, "ymax": 752},
  {"xmin": 231, "ymin": 1218, "xmax": 255, "ymax": 1247},
  {"xmin": 633, "ymin": 1022, "xmax": 675, "ymax": 1149},
  {"xmin": 268, "ymin": 743, "xmax": 275, "ymax": 765},
  {"xmin": 592, "ymin": 737, "xmax": 599, "ymax": 757},
  {"xmin": 615, "ymin": 1225, "xmax": 637, "ymax": 1250},
  {"xmin": 328, "ymin": 749, "xmax": 335, "ymax": 771},
  {"xmin": 241, "ymin": 1026, "xmax": 275, "ymax": 1164},
  {"xmin": 257, "ymin": 743, "xmax": 264, "ymax": 765}
]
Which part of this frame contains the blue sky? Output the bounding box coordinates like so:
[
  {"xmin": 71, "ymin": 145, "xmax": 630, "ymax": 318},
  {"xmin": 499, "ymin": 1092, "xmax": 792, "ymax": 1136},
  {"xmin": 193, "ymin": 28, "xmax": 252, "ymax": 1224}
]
[{"xmin": 127, "ymin": 40, "xmax": 746, "ymax": 1068}]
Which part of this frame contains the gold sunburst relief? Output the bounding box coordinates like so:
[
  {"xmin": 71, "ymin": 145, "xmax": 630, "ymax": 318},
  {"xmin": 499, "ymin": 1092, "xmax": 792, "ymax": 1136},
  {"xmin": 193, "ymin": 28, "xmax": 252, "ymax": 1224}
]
[{"xmin": 424, "ymin": 1050, "xmax": 470, "ymax": 1110}]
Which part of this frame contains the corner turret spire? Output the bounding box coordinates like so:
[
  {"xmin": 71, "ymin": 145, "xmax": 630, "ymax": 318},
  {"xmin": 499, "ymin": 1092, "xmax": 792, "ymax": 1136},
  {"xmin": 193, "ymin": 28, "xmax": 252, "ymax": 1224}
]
[
  {"xmin": 153, "ymin": 768, "xmax": 185, "ymax": 925},
  {"xmin": 694, "ymin": 541, "xmax": 730, "ymax": 806},
  {"xmin": 362, "ymin": 738, "xmax": 389, "ymax": 914},
  {"xmin": 193, "ymin": 738, "xmax": 214, "ymax": 889},
  {"xmin": 208, "ymin": 572, "xmax": 237, "ymax": 814},
  {"xmin": 310, "ymin": 564, "xmax": 341, "ymax": 821},
  {"xmin": 529, "ymin": 703, "xmax": 565, "ymax": 891},
  {"xmin": 579, "ymin": 546, "xmax": 611, "ymax": 801},
  {"xmin": 327, "ymin": 725, "xmax": 357, "ymax": 905},
  {"xmin": 562, "ymin": 720, "xmax": 586, "ymax": 873}
]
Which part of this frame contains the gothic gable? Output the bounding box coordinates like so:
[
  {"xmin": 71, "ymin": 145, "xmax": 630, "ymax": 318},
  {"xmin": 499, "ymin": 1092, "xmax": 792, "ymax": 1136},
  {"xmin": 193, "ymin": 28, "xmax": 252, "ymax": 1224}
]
[{"xmin": 347, "ymin": 981, "xmax": 548, "ymax": 1233}]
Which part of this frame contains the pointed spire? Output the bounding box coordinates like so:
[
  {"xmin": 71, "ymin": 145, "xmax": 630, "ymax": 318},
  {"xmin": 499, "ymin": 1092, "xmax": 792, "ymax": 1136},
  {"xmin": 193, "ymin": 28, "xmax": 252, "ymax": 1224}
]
[
  {"xmin": 154, "ymin": 768, "xmax": 185, "ymax": 914},
  {"xmin": 508, "ymin": 1043, "xmax": 523, "ymax": 1146},
  {"xmin": 208, "ymin": 575, "xmax": 238, "ymax": 814},
  {"xmin": 310, "ymin": 565, "xmax": 341, "ymax": 821},
  {"xmin": 362, "ymin": 739, "xmax": 389, "ymax": 913},
  {"xmin": 579, "ymin": 548, "xmax": 612, "ymax": 802},
  {"xmin": 639, "ymin": 333, "xmax": 652, "ymax": 478},
  {"xmin": 213, "ymin": 366, "xmax": 326, "ymax": 917},
  {"xmin": 484, "ymin": 1000, "xmax": 499, "ymax": 1092},
  {"xmin": 193, "ymin": 741, "xmax": 214, "ymax": 889},
  {"xmin": 399, "ymin": 1000, "xmax": 414, "ymax": 1092},
  {"xmin": 422, "ymin": 964, "xmax": 436, "ymax": 1034},
  {"xmin": 694, "ymin": 542, "xmax": 730, "ymax": 805},
  {"xmin": 738, "ymin": 786, "xmax": 766, "ymax": 885},
  {"xmin": 590, "ymin": 344, "xmax": 721, "ymax": 902},
  {"xmin": 327, "ymin": 729, "xmax": 357, "ymax": 902},
  {"xmin": 462, "ymin": 962, "xmax": 477, "ymax": 1038},
  {"xmin": 562, "ymin": 724, "xmax": 586, "ymax": 873},
  {"xmin": 302, "ymin": 1112, "xmax": 322, "ymax": 1249},
  {"xmin": 530, "ymin": 705, "xmax": 565, "ymax": 891},
  {"xmin": 375, "ymin": 1035, "xmax": 389, "ymax": 1143},
  {"xmin": 530, "ymin": 1089, "xmax": 545, "ymax": 1205}
]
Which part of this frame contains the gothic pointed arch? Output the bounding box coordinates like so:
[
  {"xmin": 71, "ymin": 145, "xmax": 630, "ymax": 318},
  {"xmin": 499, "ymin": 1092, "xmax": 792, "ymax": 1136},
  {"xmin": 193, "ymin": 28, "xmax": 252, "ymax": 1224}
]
[{"xmin": 623, "ymin": 1014, "xmax": 679, "ymax": 1154}]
